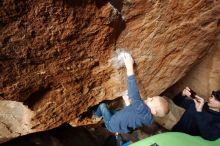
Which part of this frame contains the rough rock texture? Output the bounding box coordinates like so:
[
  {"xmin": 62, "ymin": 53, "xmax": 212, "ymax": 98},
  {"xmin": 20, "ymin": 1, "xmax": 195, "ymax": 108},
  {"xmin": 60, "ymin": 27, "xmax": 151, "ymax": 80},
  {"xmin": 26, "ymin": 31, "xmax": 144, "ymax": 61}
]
[
  {"xmin": 165, "ymin": 36, "xmax": 220, "ymax": 99},
  {"xmin": 1, "ymin": 0, "xmax": 220, "ymax": 142},
  {"xmin": 156, "ymin": 42, "xmax": 220, "ymax": 130},
  {"xmin": 116, "ymin": 0, "xmax": 220, "ymax": 97},
  {"xmin": 0, "ymin": 0, "xmax": 123, "ymax": 131},
  {"xmin": 0, "ymin": 101, "xmax": 35, "ymax": 143}
]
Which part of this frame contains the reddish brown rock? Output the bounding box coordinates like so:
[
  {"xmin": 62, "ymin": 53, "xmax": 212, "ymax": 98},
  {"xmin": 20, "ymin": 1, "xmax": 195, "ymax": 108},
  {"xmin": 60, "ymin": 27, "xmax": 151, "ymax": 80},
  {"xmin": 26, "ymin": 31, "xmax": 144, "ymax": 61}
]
[
  {"xmin": 165, "ymin": 36, "xmax": 220, "ymax": 99},
  {"xmin": 0, "ymin": 0, "xmax": 122, "ymax": 131},
  {"xmin": 0, "ymin": 0, "xmax": 220, "ymax": 142},
  {"xmin": 116, "ymin": 0, "xmax": 220, "ymax": 97}
]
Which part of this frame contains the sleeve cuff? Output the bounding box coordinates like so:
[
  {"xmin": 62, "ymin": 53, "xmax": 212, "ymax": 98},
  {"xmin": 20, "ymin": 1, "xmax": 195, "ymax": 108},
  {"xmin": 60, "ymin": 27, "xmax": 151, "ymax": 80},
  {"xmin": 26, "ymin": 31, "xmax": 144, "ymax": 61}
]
[{"xmin": 128, "ymin": 75, "xmax": 135, "ymax": 80}]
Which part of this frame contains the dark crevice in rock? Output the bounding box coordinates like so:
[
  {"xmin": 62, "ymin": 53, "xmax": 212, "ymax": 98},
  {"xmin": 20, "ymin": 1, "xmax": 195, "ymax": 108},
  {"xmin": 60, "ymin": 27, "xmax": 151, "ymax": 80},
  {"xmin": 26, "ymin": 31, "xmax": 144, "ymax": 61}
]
[
  {"xmin": 0, "ymin": 0, "xmax": 3, "ymax": 7},
  {"xmin": 63, "ymin": 0, "xmax": 108, "ymax": 8},
  {"xmin": 0, "ymin": 20, "xmax": 6, "ymax": 28},
  {"xmin": 95, "ymin": 0, "xmax": 109, "ymax": 8},
  {"xmin": 2, "ymin": 36, "xmax": 11, "ymax": 45},
  {"xmin": 0, "ymin": 92, "xmax": 5, "ymax": 99},
  {"xmin": 0, "ymin": 55, "xmax": 13, "ymax": 61},
  {"xmin": 217, "ymin": 18, "xmax": 220, "ymax": 26},
  {"xmin": 1, "ymin": 124, "xmax": 101, "ymax": 146},
  {"xmin": 78, "ymin": 97, "xmax": 124, "ymax": 122},
  {"xmin": 0, "ymin": 0, "xmax": 30, "ymax": 24},
  {"xmin": 0, "ymin": 119, "xmax": 165, "ymax": 146},
  {"xmin": 0, "ymin": 121, "xmax": 13, "ymax": 134},
  {"xmin": 30, "ymin": 31, "xmax": 36, "ymax": 38},
  {"xmin": 107, "ymin": 4, "xmax": 126, "ymax": 49},
  {"xmin": 109, "ymin": 0, "xmax": 124, "ymax": 12},
  {"xmin": 23, "ymin": 86, "xmax": 51, "ymax": 109}
]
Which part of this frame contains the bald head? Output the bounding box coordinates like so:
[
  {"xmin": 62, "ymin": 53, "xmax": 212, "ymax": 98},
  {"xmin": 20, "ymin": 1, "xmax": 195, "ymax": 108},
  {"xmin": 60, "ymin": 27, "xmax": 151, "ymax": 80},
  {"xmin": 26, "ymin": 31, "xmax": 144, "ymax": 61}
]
[
  {"xmin": 156, "ymin": 96, "xmax": 169, "ymax": 117},
  {"xmin": 145, "ymin": 96, "xmax": 169, "ymax": 117}
]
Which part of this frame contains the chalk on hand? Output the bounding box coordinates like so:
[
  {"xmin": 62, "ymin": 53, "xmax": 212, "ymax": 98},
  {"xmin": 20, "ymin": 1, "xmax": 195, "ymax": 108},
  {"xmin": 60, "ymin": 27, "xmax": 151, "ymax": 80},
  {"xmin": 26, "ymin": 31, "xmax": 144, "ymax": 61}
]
[
  {"xmin": 118, "ymin": 52, "xmax": 131, "ymax": 62},
  {"xmin": 110, "ymin": 49, "xmax": 130, "ymax": 69},
  {"xmin": 117, "ymin": 52, "xmax": 125, "ymax": 61}
]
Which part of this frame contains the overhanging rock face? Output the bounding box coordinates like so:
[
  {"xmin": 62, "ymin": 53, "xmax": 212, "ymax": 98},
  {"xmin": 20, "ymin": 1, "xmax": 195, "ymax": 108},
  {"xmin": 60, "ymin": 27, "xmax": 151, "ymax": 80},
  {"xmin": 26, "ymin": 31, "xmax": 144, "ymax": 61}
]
[
  {"xmin": 0, "ymin": 0, "xmax": 220, "ymax": 142},
  {"xmin": 1, "ymin": 0, "xmax": 123, "ymax": 131},
  {"xmin": 165, "ymin": 36, "xmax": 220, "ymax": 99},
  {"xmin": 116, "ymin": 0, "xmax": 220, "ymax": 97}
]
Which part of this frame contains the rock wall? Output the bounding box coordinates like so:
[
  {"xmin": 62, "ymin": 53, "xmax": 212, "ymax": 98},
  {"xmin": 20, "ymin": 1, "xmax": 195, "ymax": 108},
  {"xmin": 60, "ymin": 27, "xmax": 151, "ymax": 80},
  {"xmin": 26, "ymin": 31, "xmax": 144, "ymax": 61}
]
[
  {"xmin": 1, "ymin": 0, "xmax": 220, "ymax": 143},
  {"xmin": 1, "ymin": 0, "xmax": 123, "ymax": 131},
  {"xmin": 0, "ymin": 101, "xmax": 34, "ymax": 143},
  {"xmin": 116, "ymin": 0, "xmax": 220, "ymax": 97},
  {"xmin": 164, "ymin": 35, "xmax": 220, "ymax": 99}
]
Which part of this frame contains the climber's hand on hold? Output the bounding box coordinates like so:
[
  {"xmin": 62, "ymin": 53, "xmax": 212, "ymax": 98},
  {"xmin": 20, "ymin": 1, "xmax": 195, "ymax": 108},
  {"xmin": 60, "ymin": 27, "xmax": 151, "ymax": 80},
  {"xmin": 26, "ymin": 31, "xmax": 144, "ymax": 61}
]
[{"xmin": 122, "ymin": 52, "xmax": 134, "ymax": 76}]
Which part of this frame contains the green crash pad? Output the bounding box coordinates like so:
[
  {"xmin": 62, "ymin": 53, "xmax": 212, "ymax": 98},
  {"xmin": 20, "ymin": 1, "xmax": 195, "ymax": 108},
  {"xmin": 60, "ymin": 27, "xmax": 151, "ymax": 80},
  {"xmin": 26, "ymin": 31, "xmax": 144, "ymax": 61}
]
[{"xmin": 130, "ymin": 132, "xmax": 220, "ymax": 146}]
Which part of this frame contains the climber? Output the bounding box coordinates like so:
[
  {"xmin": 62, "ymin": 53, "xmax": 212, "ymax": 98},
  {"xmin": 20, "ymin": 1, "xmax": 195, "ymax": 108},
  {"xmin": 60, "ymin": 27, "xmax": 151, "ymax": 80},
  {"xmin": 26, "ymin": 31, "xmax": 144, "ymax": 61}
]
[
  {"xmin": 172, "ymin": 87, "xmax": 220, "ymax": 141},
  {"xmin": 94, "ymin": 52, "xmax": 169, "ymax": 134}
]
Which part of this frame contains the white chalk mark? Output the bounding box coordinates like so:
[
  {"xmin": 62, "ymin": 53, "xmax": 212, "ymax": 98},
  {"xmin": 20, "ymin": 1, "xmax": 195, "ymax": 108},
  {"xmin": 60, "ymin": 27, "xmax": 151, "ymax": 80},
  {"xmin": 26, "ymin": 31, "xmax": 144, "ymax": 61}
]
[{"xmin": 109, "ymin": 48, "xmax": 131, "ymax": 69}]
